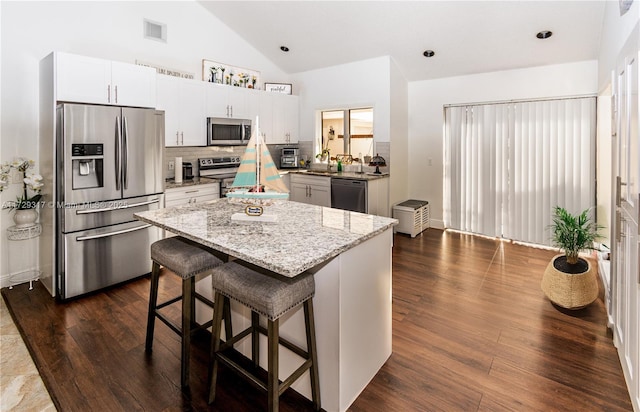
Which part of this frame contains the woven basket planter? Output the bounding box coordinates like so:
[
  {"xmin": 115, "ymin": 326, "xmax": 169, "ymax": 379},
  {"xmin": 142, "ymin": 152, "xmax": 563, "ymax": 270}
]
[{"xmin": 541, "ymin": 254, "xmax": 598, "ymax": 309}]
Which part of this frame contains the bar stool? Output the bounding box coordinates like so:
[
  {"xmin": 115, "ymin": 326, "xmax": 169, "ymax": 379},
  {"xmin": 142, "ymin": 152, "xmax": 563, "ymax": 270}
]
[
  {"xmin": 145, "ymin": 236, "xmax": 229, "ymax": 389},
  {"xmin": 208, "ymin": 261, "xmax": 321, "ymax": 412}
]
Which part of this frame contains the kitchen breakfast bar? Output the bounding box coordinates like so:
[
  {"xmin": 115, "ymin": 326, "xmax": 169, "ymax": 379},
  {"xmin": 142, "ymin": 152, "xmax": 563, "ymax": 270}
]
[{"xmin": 134, "ymin": 198, "xmax": 397, "ymax": 412}]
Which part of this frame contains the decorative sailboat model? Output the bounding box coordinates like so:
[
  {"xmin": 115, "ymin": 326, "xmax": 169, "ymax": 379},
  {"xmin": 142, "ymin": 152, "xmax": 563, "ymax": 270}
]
[{"xmin": 226, "ymin": 117, "xmax": 289, "ymax": 222}]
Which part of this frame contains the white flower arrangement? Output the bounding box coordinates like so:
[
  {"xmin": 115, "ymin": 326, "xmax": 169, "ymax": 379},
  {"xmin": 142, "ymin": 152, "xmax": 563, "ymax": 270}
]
[{"xmin": 0, "ymin": 158, "xmax": 43, "ymax": 210}]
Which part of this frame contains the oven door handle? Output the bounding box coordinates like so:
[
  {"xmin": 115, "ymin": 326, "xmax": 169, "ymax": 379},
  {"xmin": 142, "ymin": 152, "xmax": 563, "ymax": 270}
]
[
  {"xmin": 75, "ymin": 198, "xmax": 161, "ymax": 215},
  {"xmin": 76, "ymin": 224, "xmax": 152, "ymax": 241}
]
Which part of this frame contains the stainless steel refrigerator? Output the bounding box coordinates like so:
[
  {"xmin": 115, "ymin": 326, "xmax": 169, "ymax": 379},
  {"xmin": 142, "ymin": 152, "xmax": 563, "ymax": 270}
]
[{"xmin": 53, "ymin": 103, "xmax": 164, "ymax": 299}]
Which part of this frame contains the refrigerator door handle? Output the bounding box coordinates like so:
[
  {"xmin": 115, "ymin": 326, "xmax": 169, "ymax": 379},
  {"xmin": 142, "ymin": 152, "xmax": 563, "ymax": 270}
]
[
  {"xmin": 123, "ymin": 116, "xmax": 129, "ymax": 190},
  {"xmin": 115, "ymin": 116, "xmax": 122, "ymax": 191},
  {"xmin": 76, "ymin": 224, "xmax": 152, "ymax": 241},
  {"xmin": 75, "ymin": 198, "xmax": 161, "ymax": 215}
]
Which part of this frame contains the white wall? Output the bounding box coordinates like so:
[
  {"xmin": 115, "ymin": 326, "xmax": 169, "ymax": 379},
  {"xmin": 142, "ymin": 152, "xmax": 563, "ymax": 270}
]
[
  {"xmin": 292, "ymin": 56, "xmax": 408, "ymax": 214},
  {"xmin": 408, "ymin": 60, "xmax": 598, "ymax": 229},
  {"xmin": 389, "ymin": 58, "xmax": 409, "ymax": 210},
  {"xmin": 292, "ymin": 56, "xmax": 392, "ymax": 143},
  {"xmin": 597, "ymin": 0, "xmax": 639, "ymax": 91},
  {"xmin": 0, "ymin": 0, "xmax": 290, "ymax": 284}
]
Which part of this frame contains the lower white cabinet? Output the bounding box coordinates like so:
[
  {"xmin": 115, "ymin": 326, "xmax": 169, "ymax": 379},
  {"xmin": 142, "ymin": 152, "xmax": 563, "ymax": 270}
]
[
  {"xmin": 366, "ymin": 177, "xmax": 390, "ymax": 217},
  {"xmin": 164, "ymin": 183, "xmax": 220, "ymax": 238},
  {"xmin": 165, "ymin": 183, "xmax": 220, "ymax": 207},
  {"xmin": 290, "ymin": 174, "xmax": 331, "ymax": 207}
]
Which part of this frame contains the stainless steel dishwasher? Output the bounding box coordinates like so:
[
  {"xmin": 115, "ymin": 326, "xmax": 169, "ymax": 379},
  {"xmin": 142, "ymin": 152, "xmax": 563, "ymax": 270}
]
[{"xmin": 331, "ymin": 178, "xmax": 367, "ymax": 213}]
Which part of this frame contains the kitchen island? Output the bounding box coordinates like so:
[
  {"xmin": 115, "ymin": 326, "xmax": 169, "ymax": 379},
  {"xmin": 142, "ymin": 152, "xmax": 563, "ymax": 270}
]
[{"xmin": 135, "ymin": 199, "xmax": 397, "ymax": 412}]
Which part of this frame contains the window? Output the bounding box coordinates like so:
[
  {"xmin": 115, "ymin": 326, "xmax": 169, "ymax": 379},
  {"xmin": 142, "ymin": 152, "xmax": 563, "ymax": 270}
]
[{"xmin": 319, "ymin": 108, "xmax": 373, "ymax": 162}]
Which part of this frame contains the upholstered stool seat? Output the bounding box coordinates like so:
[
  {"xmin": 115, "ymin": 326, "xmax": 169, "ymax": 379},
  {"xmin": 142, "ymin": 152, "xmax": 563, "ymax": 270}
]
[
  {"xmin": 208, "ymin": 261, "xmax": 320, "ymax": 412},
  {"xmin": 145, "ymin": 236, "xmax": 228, "ymax": 389}
]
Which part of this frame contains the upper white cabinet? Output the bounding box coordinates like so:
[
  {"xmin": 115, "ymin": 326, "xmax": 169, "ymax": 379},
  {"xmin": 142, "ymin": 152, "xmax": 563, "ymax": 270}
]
[
  {"xmin": 205, "ymin": 83, "xmax": 257, "ymax": 120},
  {"xmin": 55, "ymin": 52, "xmax": 156, "ymax": 108},
  {"xmin": 260, "ymin": 93, "xmax": 299, "ymax": 144},
  {"xmin": 157, "ymin": 76, "xmax": 206, "ymax": 147}
]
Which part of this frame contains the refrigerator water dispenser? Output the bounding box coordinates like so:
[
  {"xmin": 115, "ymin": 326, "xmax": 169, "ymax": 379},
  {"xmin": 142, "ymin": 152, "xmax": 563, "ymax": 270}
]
[{"xmin": 72, "ymin": 144, "xmax": 104, "ymax": 189}]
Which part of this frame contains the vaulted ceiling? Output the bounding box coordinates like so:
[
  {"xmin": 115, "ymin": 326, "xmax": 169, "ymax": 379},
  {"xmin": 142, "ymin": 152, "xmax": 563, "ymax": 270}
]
[{"xmin": 200, "ymin": 1, "xmax": 606, "ymax": 82}]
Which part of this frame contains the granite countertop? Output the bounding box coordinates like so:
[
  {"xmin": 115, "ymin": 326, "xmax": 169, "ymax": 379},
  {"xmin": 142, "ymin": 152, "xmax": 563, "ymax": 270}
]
[
  {"xmin": 135, "ymin": 198, "xmax": 397, "ymax": 277},
  {"xmin": 165, "ymin": 176, "xmax": 219, "ymax": 190},
  {"xmin": 287, "ymin": 169, "xmax": 390, "ymax": 181}
]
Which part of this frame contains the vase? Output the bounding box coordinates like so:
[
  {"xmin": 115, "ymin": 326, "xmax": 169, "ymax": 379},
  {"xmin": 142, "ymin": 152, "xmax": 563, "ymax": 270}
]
[
  {"xmin": 541, "ymin": 254, "xmax": 598, "ymax": 309},
  {"xmin": 13, "ymin": 209, "xmax": 38, "ymax": 228}
]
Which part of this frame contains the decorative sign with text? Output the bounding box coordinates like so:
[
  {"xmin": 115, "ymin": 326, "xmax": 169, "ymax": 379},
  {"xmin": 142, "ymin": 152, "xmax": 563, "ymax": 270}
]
[
  {"xmin": 135, "ymin": 61, "xmax": 194, "ymax": 79},
  {"xmin": 264, "ymin": 83, "xmax": 292, "ymax": 95}
]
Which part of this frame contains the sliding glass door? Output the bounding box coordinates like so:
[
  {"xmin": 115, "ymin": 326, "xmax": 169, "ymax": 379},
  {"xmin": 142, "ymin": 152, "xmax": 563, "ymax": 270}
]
[{"xmin": 444, "ymin": 97, "xmax": 596, "ymax": 245}]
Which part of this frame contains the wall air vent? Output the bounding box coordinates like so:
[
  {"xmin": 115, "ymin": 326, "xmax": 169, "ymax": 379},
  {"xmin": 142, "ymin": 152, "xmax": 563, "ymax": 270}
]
[{"xmin": 144, "ymin": 19, "xmax": 167, "ymax": 43}]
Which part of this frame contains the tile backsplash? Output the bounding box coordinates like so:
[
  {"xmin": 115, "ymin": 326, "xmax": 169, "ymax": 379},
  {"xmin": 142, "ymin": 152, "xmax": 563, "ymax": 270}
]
[
  {"xmin": 164, "ymin": 144, "xmax": 299, "ymax": 179},
  {"xmin": 164, "ymin": 141, "xmax": 390, "ymax": 179}
]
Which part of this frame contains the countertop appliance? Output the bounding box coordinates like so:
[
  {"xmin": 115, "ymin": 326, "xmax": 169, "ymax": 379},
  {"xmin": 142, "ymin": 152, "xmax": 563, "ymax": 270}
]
[
  {"xmin": 280, "ymin": 147, "xmax": 299, "ymax": 168},
  {"xmin": 331, "ymin": 178, "xmax": 367, "ymax": 213},
  {"xmin": 182, "ymin": 162, "xmax": 194, "ymax": 180},
  {"xmin": 52, "ymin": 103, "xmax": 164, "ymax": 299},
  {"xmin": 207, "ymin": 117, "xmax": 251, "ymax": 146},
  {"xmin": 199, "ymin": 156, "xmax": 241, "ymax": 196}
]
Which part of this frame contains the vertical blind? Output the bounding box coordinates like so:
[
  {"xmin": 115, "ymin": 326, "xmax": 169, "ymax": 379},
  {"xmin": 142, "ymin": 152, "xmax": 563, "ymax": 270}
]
[{"xmin": 444, "ymin": 97, "xmax": 596, "ymax": 245}]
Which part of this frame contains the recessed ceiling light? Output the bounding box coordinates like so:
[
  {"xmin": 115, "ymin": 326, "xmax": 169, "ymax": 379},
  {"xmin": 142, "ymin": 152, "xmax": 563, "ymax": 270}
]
[
  {"xmin": 536, "ymin": 30, "xmax": 553, "ymax": 39},
  {"xmin": 280, "ymin": 46, "xmax": 290, "ymax": 52},
  {"xmin": 423, "ymin": 50, "xmax": 435, "ymax": 58}
]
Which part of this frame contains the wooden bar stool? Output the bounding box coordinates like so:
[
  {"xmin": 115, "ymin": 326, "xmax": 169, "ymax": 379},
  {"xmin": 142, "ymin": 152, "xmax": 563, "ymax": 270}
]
[
  {"xmin": 145, "ymin": 236, "xmax": 230, "ymax": 389},
  {"xmin": 208, "ymin": 261, "xmax": 321, "ymax": 412}
]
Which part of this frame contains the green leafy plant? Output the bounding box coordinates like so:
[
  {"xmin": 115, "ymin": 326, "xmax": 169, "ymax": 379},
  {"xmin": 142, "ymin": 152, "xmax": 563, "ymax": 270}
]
[{"xmin": 550, "ymin": 206, "xmax": 601, "ymax": 265}]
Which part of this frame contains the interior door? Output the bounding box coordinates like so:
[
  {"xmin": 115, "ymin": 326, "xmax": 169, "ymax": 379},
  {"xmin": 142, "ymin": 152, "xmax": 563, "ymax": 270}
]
[{"xmin": 612, "ymin": 41, "xmax": 640, "ymax": 412}]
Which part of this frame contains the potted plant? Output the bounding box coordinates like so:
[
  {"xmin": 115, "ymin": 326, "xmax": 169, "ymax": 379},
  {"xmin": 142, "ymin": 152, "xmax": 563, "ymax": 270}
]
[
  {"xmin": 541, "ymin": 206, "xmax": 601, "ymax": 309},
  {"xmin": 0, "ymin": 158, "xmax": 44, "ymax": 227}
]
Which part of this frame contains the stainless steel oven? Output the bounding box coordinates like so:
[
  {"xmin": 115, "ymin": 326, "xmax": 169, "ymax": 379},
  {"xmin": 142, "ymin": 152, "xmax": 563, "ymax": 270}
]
[
  {"xmin": 199, "ymin": 156, "xmax": 241, "ymax": 195},
  {"xmin": 207, "ymin": 117, "xmax": 251, "ymax": 146}
]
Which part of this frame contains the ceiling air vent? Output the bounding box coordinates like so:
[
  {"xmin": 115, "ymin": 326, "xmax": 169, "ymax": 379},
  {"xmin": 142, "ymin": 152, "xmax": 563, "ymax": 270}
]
[{"xmin": 144, "ymin": 19, "xmax": 167, "ymax": 43}]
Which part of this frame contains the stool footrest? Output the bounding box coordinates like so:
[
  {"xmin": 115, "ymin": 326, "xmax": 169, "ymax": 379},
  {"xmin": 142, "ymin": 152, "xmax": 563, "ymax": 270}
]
[
  {"xmin": 194, "ymin": 292, "xmax": 215, "ymax": 308},
  {"xmin": 217, "ymin": 352, "xmax": 268, "ymax": 392},
  {"xmin": 156, "ymin": 295, "xmax": 181, "ymax": 310},
  {"xmin": 254, "ymin": 324, "xmax": 310, "ymax": 359},
  {"xmin": 155, "ymin": 311, "xmax": 181, "ymax": 335}
]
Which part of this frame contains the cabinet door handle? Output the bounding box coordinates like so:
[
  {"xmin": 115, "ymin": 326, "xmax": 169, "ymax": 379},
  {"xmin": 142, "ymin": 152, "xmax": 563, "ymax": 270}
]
[
  {"xmin": 107, "ymin": 85, "xmax": 111, "ymax": 103},
  {"xmin": 185, "ymin": 190, "xmax": 199, "ymax": 194},
  {"xmin": 176, "ymin": 132, "xmax": 180, "ymax": 145},
  {"xmin": 230, "ymin": 105, "xmax": 233, "ymax": 118},
  {"xmin": 181, "ymin": 132, "xmax": 184, "ymax": 145},
  {"xmin": 115, "ymin": 85, "xmax": 118, "ymax": 104}
]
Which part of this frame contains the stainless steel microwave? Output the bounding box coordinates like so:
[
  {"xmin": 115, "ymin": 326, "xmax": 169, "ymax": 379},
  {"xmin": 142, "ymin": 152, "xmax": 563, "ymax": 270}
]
[{"xmin": 207, "ymin": 117, "xmax": 251, "ymax": 146}]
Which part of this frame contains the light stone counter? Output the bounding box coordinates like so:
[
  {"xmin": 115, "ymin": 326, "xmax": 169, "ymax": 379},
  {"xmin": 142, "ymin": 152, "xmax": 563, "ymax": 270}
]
[
  {"xmin": 134, "ymin": 198, "xmax": 397, "ymax": 277},
  {"xmin": 288, "ymin": 169, "xmax": 389, "ymax": 181},
  {"xmin": 135, "ymin": 198, "xmax": 398, "ymax": 412}
]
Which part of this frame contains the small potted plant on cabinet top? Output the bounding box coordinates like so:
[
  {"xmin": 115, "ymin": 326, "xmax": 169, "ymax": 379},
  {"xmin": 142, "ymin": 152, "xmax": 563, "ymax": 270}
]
[{"xmin": 541, "ymin": 206, "xmax": 601, "ymax": 309}]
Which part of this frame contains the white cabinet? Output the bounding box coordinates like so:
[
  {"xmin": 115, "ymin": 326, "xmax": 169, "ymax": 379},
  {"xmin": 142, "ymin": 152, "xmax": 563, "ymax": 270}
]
[
  {"xmin": 261, "ymin": 93, "xmax": 299, "ymax": 144},
  {"xmin": 205, "ymin": 83, "xmax": 256, "ymax": 120},
  {"xmin": 290, "ymin": 174, "xmax": 331, "ymax": 207},
  {"xmin": 157, "ymin": 76, "xmax": 206, "ymax": 147},
  {"xmin": 55, "ymin": 52, "xmax": 156, "ymax": 108},
  {"xmin": 367, "ymin": 177, "xmax": 390, "ymax": 217},
  {"xmin": 165, "ymin": 183, "xmax": 220, "ymax": 208}
]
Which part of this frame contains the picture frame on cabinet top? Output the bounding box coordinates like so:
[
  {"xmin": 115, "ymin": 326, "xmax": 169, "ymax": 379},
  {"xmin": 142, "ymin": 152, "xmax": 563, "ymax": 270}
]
[
  {"xmin": 202, "ymin": 59, "xmax": 260, "ymax": 89},
  {"xmin": 264, "ymin": 82, "xmax": 292, "ymax": 95}
]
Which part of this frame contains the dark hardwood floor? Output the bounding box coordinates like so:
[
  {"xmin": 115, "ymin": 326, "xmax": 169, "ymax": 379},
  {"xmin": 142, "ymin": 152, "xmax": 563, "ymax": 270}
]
[{"xmin": 3, "ymin": 229, "xmax": 633, "ymax": 411}]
